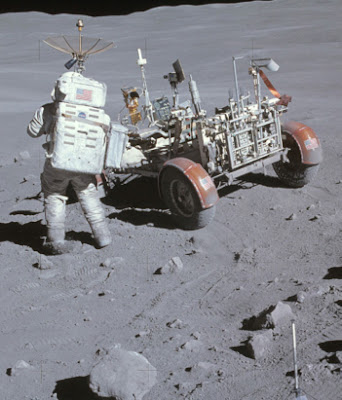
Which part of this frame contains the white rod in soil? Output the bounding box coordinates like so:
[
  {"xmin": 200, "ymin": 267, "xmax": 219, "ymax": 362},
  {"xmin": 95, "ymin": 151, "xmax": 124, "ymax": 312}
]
[{"xmin": 292, "ymin": 322, "xmax": 299, "ymax": 393}]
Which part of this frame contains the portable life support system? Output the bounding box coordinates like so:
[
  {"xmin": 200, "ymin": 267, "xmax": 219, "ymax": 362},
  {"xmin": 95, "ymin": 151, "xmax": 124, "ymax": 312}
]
[{"xmin": 48, "ymin": 71, "xmax": 127, "ymax": 174}]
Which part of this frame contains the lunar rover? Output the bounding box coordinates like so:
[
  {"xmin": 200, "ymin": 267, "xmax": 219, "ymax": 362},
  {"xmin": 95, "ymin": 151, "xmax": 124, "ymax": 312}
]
[{"xmin": 44, "ymin": 20, "xmax": 323, "ymax": 230}]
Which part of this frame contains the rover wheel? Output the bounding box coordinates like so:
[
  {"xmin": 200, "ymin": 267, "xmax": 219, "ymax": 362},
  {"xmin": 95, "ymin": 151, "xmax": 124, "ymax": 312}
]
[
  {"xmin": 161, "ymin": 168, "xmax": 215, "ymax": 230},
  {"xmin": 273, "ymin": 134, "xmax": 319, "ymax": 188}
]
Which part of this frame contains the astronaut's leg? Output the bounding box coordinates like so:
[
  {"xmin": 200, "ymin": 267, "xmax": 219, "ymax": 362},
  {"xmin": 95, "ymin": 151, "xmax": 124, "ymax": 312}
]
[
  {"xmin": 74, "ymin": 180, "xmax": 112, "ymax": 248},
  {"xmin": 41, "ymin": 160, "xmax": 74, "ymax": 254},
  {"xmin": 45, "ymin": 194, "xmax": 67, "ymax": 243}
]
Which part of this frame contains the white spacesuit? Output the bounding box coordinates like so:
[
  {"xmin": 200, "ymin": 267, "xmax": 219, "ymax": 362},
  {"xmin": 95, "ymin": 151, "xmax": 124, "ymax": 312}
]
[{"xmin": 27, "ymin": 73, "xmax": 112, "ymax": 254}]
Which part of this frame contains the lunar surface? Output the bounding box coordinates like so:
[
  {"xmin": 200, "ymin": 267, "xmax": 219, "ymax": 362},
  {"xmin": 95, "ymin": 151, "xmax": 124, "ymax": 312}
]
[{"xmin": 0, "ymin": 0, "xmax": 341, "ymax": 399}]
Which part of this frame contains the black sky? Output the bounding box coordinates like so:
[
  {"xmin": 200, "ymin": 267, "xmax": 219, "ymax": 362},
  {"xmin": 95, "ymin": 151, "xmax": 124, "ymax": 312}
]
[{"xmin": 0, "ymin": 0, "xmax": 272, "ymax": 16}]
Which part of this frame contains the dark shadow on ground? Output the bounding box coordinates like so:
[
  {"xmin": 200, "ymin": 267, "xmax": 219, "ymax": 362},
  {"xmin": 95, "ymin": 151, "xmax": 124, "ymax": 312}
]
[
  {"xmin": 323, "ymin": 267, "xmax": 342, "ymax": 279},
  {"xmin": 230, "ymin": 340, "xmax": 252, "ymax": 359},
  {"xmin": 9, "ymin": 210, "xmax": 42, "ymax": 216},
  {"xmin": 239, "ymin": 172, "xmax": 288, "ymax": 188},
  {"xmin": 103, "ymin": 175, "xmax": 177, "ymax": 229},
  {"xmin": 216, "ymin": 172, "xmax": 287, "ymax": 198},
  {"xmin": 0, "ymin": 220, "xmax": 45, "ymax": 252},
  {"xmin": 53, "ymin": 376, "xmax": 108, "ymax": 400},
  {"xmin": 319, "ymin": 341, "xmax": 342, "ymax": 353},
  {"xmin": 108, "ymin": 209, "xmax": 175, "ymax": 229},
  {"xmin": 0, "ymin": 220, "xmax": 94, "ymax": 254},
  {"xmin": 103, "ymin": 175, "xmax": 164, "ymax": 210}
]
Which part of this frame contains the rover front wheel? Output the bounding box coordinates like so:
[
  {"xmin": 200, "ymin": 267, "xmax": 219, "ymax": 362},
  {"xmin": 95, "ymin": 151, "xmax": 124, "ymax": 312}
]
[{"xmin": 160, "ymin": 168, "xmax": 215, "ymax": 230}]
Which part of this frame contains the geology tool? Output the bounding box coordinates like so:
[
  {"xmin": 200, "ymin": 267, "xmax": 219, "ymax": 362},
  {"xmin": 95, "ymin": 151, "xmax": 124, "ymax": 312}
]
[
  {"xmin": 43, "ymin": 19, "xmax": 115, "ymax": 73},
  {"xmin": 292, "ymin": 323, "xmax": 308, "ymax": 400}
]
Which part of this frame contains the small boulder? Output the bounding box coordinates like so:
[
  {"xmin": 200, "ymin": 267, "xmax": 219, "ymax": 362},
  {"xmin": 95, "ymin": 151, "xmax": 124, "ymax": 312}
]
[
  {"xmin": 246, "ymin": 331, "xmax": 273, "ymax": 360},
  {"xmin": 7, "ymin": 360, "xmax": 35, "ymax": 376},
  {"xmin": 246, "ymin": 301, "xmax": 295, "ymax": 330},
  {"xmin": 89, "ymin": 346, "xmax": 157, "ymax": 400}
]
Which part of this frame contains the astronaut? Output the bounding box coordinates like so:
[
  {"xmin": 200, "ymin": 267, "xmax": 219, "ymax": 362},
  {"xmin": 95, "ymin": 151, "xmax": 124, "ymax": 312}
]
[{"xmin": 27, "ymin": 75, "xmax": 112, "ymax": 254}]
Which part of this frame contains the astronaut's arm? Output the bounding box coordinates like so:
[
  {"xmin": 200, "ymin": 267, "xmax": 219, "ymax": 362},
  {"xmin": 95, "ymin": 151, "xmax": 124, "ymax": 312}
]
[{"xmin": 27, "ymin": 106, "xmax": 46, "ymax": 138}]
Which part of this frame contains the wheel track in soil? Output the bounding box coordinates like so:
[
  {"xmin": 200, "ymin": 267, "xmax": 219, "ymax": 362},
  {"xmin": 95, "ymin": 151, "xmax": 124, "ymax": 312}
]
[{"xmin": 0, "ymin": 265, "xmax": 108, "ymax": 334}]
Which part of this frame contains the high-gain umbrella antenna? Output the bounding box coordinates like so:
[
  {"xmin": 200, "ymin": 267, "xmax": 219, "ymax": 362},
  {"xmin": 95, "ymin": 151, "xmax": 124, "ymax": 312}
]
[{"xmin": 43, "ymin": 19, "xmax": 115, "ymax": 73}]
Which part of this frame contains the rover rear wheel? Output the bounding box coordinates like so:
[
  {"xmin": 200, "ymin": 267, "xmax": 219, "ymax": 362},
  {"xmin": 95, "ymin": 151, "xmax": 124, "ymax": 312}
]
[
  {"xmin": 160, "ymin": 168, "xmax": 215, "ymax": 230},
  {"xmin": 273, "ymin": 134, "xmax": 319, "ymax": 188}
]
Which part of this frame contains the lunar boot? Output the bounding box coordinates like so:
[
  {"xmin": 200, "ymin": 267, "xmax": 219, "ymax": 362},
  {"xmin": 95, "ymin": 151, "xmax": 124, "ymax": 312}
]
[
  {"xmin": 44, "ymin": 194, "xmax": 74, "ymax": 254},
  {"xmin": 77, "ymin": 184, "xmax": 112, "ymax": 248}
]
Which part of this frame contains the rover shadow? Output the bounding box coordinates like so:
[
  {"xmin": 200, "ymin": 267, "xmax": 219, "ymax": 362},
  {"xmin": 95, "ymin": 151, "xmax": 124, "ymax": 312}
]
[
  {"xmin": 103, "ymin": 175, "xmax": 177, "ymax": 228},
  {"xmin": 241, "ymin": 172, "xmax": 288, "ymax": 188},
  {"xmin": 108, "ymin": 209, "xmax": 175, "ymax": 229},
  {"xmin": 53, "ymin": 376, "xmax": 108, "ymax": 400},
  {"xmin": 103, "ymin": 175, "xmax": 164, "ymax": 210},
  {"xmin": 216, "ymin": 172, "xmax": 287, "ymax": 199}
]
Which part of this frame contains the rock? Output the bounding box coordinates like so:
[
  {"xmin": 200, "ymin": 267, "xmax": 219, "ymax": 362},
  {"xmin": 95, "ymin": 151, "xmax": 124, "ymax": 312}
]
[
  {"xmin": 247, "ymin": 301, "xmax": 295, "ymax": 330},
  {"xmin": 180, "ymin": 339, "xmax": 202, "ymax": 352},
  {"xmin": 14, "ymin": 150, "xmax": 31, "ymax": 163},
  {"xmin": 286, "ymin": 213, "xmax": 297, "ymax": 221},
  {"xmin": 197, "ymin": 361, "xmax": 216, "ymax": 371},
  {"xmin": 154, "ymin": 257, "xmax": 183, "ymax": 274},
  {"xmin": 246, "ymin": 331, "xmax": 273, "ymax": 360},
  {"xmin": 135, "ymin": 330, "xmax": 150, "ymax": 338},
  {"xmin": 33, "ymin": 255, "xmax": 54, "ymax": 270},
  {"xmin": 266, "ymin": 301, "xmax": 295, "ymax": 328},
  {"xmin": 89, "ymin": 346, "xmax": 157, "ymax": 400},
  {"xmin": 234, "ymin": 247, "xmax": 256, "ymax": 264},
  {"xmin": 296, "ymin": 291, "xmax": 306, "ymax": 303},
  {"xmin": 335, "ymin": 351, "xmax": 342, "ymax": 363},
  {"xmin": 7, "ymin": 360, "xmax": 35, "ymax": 376},
  {"xmin": 100, "ymin": 257, "xmax": 125, "ymax": 268},
  {"xmin": 166, "ymin": 319, "xmax": 185, "ymax": 329}
]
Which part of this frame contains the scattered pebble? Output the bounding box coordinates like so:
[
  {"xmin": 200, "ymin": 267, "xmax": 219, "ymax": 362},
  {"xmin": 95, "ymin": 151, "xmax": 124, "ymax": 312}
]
[
  {"xmin": 100, "ymin": 257, "xmax": 125, "ymax": 268},
  {"xmin": 33, "ymin": 255, "xmax": 54, "ymax": 270},
  {"xmin": 154, "ymin": 257, "xmax": 183, "ymax": 274},
  {"xmin": 180, "ymin": 340, "xmax": 202, "ymax": 352},
  {"xmin": 14, "ymin": 151, "xmax": 31, "ymax": 163},
  {"xmin": 135, "ymin": 330, "xmax": 150, "ymax": 338},
  {"xmin": 166, "ymin": 319, "xmax": 185, "ymax": 329}
]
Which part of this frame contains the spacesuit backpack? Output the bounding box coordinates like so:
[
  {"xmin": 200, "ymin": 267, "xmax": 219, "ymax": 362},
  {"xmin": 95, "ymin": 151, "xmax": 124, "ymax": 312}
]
[{"xmin": 48, "ymin": 71, "xmax": 111, "ymax": 174}]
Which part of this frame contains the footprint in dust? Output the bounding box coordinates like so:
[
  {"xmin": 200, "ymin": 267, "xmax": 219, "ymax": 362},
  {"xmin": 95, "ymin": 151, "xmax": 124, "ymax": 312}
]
[{"xmin": 323, "ymin": 266, "xmax": 342, "ymax": 280}]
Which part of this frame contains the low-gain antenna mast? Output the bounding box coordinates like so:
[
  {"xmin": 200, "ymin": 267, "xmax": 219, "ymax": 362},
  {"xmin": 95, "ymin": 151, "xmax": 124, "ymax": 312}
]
[
  {"xmin": 43, "ymin": 19, "xmax": 115, "ymax": 73},
  {"xmin": 137, "ymin": 48, "xmax": 154, "ymax": 125}
]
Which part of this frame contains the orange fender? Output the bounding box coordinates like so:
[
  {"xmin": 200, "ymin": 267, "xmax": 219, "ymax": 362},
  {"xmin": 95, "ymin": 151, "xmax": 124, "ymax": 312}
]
[
  {"xmin": 159, "ymin": 157, "xmax": 219, "ymax": 209},
  {"xmin": 282, "ymin": 121, "xmax": 323, "ymax": 165}
]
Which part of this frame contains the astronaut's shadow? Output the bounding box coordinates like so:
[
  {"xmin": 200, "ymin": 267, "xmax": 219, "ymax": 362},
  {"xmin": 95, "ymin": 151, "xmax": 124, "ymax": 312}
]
[
  {"xmin": 0, "ymin": 220, "xmax": 46, "ymax": 253},
  {"xmin": 0, "ymin": 220, "xmax": 94, "ymax": 254},
  {"xmin": 103, "ymin": 175, "xmax": 175, "ymax": 228}
]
